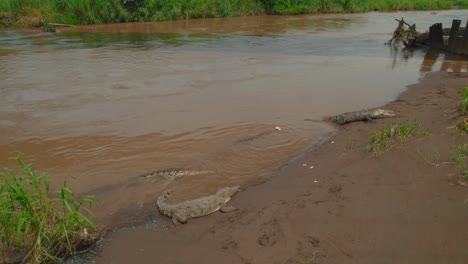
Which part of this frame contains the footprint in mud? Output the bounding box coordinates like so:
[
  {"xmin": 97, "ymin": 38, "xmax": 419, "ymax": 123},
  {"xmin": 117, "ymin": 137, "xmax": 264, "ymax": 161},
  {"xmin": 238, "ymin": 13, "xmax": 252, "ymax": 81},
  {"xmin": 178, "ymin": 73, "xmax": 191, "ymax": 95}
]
[
  {"xmin": 221, "ymin": 240, "xmax": 239, "ymax": 252},
  {"xmin": 220, "ymin": 239, "xmax": 253, "ymax": 264},
  {"xmin": 305, "ymin": 236, "xmax": 321, "ymax": 248},
  {"xmin": 328, "ymin": 184, "xmax": 343, "ymax": 199},
  {"xmin": 286, "ymin": 236, "xmax": 323, "ymax": 264},
  {"xmin": 257, "ymin": 218, "xmax": 284, "ymax": 248},
  {"xmin": 258, "ymin": 234, "xmax": 276, "ymax": 247},
  {"xmin": 227, "ymin": 209, "xmax": 245, "ymax": 223},
  {"xmin": 327, "ymin": 184, "xmax": 346, "ymax": 216},
  {"xmin": 297, "ymin": 236, "xmax": 321, "ymax": 255},
  {"xmin": 300, "ymin": 189, "xmax": 314, "ymax": 197},
  {"xmin": 295, "ymin": 199, "xmax": 306, "ymax": 208}
]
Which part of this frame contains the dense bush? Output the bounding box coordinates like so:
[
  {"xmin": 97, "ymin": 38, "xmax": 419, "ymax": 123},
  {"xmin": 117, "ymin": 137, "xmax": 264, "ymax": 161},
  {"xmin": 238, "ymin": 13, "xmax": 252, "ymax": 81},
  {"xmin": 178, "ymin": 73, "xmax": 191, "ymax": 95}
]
[{"xmin": 0, "ymin": 0, "xmax": 463, "ymax": 26}]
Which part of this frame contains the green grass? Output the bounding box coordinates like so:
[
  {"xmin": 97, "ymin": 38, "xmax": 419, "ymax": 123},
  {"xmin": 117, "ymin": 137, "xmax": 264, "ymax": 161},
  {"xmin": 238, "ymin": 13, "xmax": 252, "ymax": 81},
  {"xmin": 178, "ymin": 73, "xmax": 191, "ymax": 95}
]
[
  {"xmin": 450, "ymin": 86, "xmax": 467, "ymax": 178},
  {"xmin": 368, "ymin": 120, "xmax": 426, "ymax": 155},
  {"xmin": 456, "ymin": 86, "xmax": 468, "ymax": 133},
  {"xmin": 0, "ymin": 0, "xmax": 464, "ymax": 27},
  {"xmin": 454, "ymin": 0, "xmax": 468, "ymax": 8},
  {"xmin": 0, "ymin": 154, "xmax": 100, "ymax": 263},
  {"xmin": 450, "ymin": 143, "xmax": 468, "ymax": 178}
]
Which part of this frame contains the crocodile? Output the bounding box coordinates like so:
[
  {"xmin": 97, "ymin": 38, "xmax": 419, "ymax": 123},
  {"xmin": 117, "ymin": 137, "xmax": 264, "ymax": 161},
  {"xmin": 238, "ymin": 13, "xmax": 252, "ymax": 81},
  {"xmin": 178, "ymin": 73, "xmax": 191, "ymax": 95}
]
[
  {"xmin": 142, "ymin": 168, "xmax": 214, "ymax": 183},
  {"xmin": 330, "ymin": 109, "xmax": 395, "ymax": 125},
  {"xmin": 235, "ymin": 130, "xmax": 276, "ymax": 144},
  {"xmin": 157, "ymin": 185, "xmax": 240, "ymax": 225},
  {"xmin": 235, "ymin": 126, "xmax": 282, "ymax": 144}
]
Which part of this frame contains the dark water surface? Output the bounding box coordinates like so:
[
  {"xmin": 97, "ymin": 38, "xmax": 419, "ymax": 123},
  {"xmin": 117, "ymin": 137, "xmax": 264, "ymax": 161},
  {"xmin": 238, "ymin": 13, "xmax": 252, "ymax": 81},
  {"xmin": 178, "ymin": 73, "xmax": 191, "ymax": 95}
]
[{"xmin": 0, "ymin": 11, "xmax": 467, "ymax": 225}]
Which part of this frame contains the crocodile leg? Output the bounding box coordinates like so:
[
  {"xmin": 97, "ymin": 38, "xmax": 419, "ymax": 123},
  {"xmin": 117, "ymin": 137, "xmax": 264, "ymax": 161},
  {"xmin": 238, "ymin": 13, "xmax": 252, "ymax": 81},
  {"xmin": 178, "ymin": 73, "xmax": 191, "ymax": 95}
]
[
  {"xmin": 173, "ymin": 210, "xmax": 188, "ymax": 224},
  {"xmin": 172, "ymin": 215, "xmax": 179, "ymax": 225},
  {"xmin": 220, "ymin": 204, "xmax": 237, "ymax": 213}
]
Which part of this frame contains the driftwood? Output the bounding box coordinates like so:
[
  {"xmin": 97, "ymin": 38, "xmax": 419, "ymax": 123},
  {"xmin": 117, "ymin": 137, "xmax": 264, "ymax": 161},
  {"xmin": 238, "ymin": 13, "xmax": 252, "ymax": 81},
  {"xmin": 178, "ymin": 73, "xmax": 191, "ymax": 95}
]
[
  {"xmin": 385, "ymin": 18, "xmax": 426, "ymax": 47},
  {"xmin": 386, "ymin": 18, "xmax": 468, "ymax": 55}
]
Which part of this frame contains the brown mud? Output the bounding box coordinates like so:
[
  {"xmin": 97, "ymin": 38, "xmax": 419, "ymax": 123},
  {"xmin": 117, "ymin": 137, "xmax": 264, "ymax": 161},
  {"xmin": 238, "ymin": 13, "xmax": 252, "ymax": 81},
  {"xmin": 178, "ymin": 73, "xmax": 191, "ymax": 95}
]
[{"xmin": 97, "ymin": 71, "xmax": 468, "ymax": 263}]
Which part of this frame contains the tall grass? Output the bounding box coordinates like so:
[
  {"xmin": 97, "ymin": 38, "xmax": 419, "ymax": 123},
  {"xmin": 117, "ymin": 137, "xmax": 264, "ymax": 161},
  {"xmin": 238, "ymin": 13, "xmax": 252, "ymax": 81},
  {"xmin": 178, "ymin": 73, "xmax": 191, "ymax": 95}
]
[
  {"xmin": 451, "ymin": 143, "xmax": 468, "ymax": 178},
  {"xmin": 0, "ymin": 0, "xmax": 463, "ymax": 27},
  {"xmin": 0, "ymin": 155, "xmax": 100, "ymax": 263},
  {"xmin": 457, "ymin": 86, "xmax": 468, "ymax": 133},
  {"xmin": 454, "ymin": 0, "xmax": 468, "ymax": 8}
]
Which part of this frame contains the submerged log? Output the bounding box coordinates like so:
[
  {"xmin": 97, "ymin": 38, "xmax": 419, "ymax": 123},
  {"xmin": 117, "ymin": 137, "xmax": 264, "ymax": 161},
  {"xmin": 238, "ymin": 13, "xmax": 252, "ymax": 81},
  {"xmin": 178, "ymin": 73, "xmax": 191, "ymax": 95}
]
[
  {"xmin": 447, "ymin": 19, "xmax": 461, "ymax": 51},
  {"xmin": 465, "ymin": 21, "xmax": 468, "ymax": 55},
  {"xmin": 429, "ymin": 23, "xmax": 443, "ymax": 47},
  {"xmin": 464, "ymin": 20, "xmax": 468, "ymax": 39},
  {"xmin": 388, "ymin": 18, "xmax": 468, "ymax": 56}
]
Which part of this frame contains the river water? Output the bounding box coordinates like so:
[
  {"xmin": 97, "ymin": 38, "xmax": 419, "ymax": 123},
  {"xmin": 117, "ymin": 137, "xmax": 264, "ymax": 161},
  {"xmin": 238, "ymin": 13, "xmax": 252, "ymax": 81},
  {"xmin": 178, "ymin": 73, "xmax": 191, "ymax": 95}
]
[{"xmin": 0, "ymin": 10, "xmax": 467, "ymax": 225}]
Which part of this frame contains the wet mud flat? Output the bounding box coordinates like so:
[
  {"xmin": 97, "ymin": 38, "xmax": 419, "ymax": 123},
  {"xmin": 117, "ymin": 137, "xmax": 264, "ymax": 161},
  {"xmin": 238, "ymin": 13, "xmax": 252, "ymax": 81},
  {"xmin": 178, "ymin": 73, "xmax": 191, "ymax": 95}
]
[{"xmin": 96, "ymin": 71, "xmax": 468, "ymax": 263}]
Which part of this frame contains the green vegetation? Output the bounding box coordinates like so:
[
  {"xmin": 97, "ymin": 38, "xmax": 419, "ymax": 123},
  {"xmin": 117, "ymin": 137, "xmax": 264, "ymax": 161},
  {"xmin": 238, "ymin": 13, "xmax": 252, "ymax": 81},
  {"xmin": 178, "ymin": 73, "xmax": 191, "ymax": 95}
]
[
  {"xmin": 265, "ymin": 0, "xmax": 457, "ymax": 14},
  {"xmin": 0, "ymin": 0, "xmax": 464, "ymax": 27},
  {"xmin": 454, "ymin": 0, "xmax": 468, "ymax": 8},
  {"xmin": 450, "ymin": 143, "xmax": 468, "ymax": 178},
  {"xmin": 454, "ymin": 87, "xmax": 467, "ymax": 178},
  {"xmin": 0, "ymin": 155, "xmax": 100, "ymax": 263},
  {"xmin": 368, "ymin": 120, "xmax": 426, "ymax": 155},
  {"xmin": 456, "ymin": 86, "xmax": 468, "ymax": 133}
]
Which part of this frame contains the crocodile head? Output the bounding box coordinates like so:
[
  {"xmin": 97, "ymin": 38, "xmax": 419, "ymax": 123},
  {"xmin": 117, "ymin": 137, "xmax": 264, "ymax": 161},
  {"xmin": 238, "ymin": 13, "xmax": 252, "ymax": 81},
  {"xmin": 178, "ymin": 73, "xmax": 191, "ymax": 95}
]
[
  {"xmin": 371, "ymin": 109, "xmax": 395, "ymax": 118},
  {"xmin": 216, "ymin": 185, "xmax": 240, "ymax": 199}
]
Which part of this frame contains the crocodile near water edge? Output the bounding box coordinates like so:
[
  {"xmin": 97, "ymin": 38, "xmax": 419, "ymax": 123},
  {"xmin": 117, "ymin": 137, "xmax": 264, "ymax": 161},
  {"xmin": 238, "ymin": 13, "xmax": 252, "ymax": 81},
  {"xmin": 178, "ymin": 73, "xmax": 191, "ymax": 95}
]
[
  {"xmin": 330, "ymin": 109, "xmax": 395, "ymax": 125},
  {"xmin": 142, "ymin": 168, "xmax": 214, "ymax": 183},
  {"xmin": 157, "ymin": 185, "xmax": 240, "ymax": 224}
]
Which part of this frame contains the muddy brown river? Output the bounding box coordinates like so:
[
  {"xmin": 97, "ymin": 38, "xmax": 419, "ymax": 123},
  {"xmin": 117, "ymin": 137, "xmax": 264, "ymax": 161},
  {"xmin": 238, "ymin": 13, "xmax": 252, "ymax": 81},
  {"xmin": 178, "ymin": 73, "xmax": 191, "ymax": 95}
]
[{"xmin": 0, "ymin": 11, "xmax": 467, "ymax": 226}]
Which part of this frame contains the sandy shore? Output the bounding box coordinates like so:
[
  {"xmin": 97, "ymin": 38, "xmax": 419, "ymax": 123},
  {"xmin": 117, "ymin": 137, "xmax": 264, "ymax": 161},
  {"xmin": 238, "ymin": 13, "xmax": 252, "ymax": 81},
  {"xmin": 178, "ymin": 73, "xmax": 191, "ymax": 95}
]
[{"xmin": 96, "ymin": 71, "xmax": 468, "ymax": 264}]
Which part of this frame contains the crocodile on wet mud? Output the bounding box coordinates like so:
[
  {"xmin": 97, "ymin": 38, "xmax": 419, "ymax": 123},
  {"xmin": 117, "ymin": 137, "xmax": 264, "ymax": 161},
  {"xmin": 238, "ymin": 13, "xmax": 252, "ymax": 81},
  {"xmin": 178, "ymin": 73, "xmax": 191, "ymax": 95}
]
[
  {"xmin": 330, "ymin": 109, "xmax": 395, "ymax": 125},
  {"xmin": 157, "ymin": 185, "xmax": 240, "ymax": 225}
]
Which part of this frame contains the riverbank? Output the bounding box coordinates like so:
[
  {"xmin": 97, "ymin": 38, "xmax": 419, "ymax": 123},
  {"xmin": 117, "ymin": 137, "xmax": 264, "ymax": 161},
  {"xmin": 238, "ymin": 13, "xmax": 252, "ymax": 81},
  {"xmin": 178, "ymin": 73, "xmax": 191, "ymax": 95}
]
[
  {"xmin": 1, "ymin": 0, "xmax": 466, "ymax": 28},
  {"xmin": 96, "ymin": 71, "xmax": 468, "ymax": 263}
]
